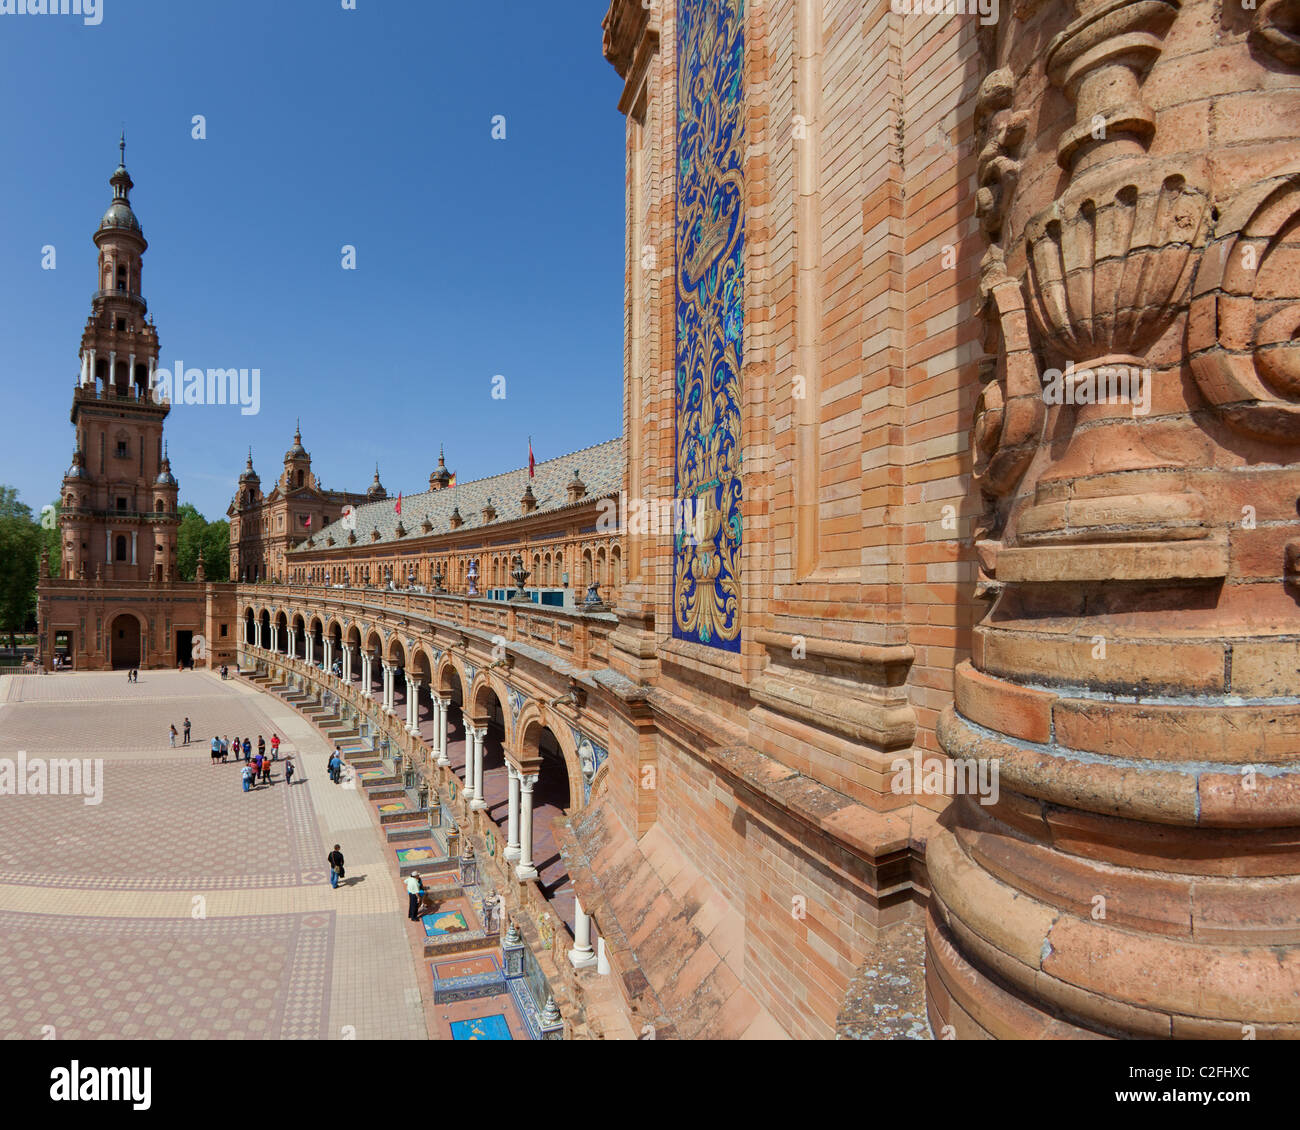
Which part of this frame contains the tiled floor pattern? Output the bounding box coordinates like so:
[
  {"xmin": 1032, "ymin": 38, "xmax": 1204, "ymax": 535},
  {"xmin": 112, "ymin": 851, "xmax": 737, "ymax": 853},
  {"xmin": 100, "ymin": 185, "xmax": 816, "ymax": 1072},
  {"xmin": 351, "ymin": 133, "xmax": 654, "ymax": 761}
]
[{"xmin": 0, "ymin": 670, "xmax": 428, "ymax": 1040}]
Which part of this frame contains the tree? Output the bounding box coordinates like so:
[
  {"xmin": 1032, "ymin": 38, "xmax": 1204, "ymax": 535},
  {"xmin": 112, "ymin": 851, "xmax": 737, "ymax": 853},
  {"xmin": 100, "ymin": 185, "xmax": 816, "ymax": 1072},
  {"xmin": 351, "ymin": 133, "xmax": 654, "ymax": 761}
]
[
  {"xmin": 176, "ymin": 505, "xmax": 230, "ymax": 582},
  {"xmin": 0, "ymin": 487, "xmax": 40, "ymax": 649}
]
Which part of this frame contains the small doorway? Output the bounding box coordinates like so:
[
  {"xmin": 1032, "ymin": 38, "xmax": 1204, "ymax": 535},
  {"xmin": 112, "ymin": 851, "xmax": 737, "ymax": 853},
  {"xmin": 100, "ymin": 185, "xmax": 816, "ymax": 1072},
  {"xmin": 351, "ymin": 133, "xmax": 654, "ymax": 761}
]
[{"xmin": 176, "ymin": 630, "xmax": 194, "ymax": 669}]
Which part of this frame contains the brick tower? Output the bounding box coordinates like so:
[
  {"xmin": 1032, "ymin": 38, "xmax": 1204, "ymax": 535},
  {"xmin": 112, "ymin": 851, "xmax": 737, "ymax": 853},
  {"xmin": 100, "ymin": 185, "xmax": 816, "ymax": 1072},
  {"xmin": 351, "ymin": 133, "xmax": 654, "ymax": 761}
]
[
  {"xmin": 59, "ymin": 136, "xmax": 178, "ymax": 584},
  {"xmin": 36, "ymin": 138, "xmax": 236, "ymax": 675}
]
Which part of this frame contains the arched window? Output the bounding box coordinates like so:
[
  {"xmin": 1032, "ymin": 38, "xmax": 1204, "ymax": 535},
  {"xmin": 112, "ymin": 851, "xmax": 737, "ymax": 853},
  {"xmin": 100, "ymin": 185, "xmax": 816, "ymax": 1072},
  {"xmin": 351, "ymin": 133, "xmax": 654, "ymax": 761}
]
[{"xmin": 154, "ymin": 499, "xmax": 164, "ymax": 513}]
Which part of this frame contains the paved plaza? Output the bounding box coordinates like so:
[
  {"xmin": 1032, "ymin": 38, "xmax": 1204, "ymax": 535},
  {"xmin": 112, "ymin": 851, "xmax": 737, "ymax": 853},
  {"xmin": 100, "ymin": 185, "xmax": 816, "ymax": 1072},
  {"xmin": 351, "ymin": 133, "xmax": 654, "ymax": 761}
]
[{"xmin": 0, "ymin": 671, "xmax": 429, "ymax": 1040}]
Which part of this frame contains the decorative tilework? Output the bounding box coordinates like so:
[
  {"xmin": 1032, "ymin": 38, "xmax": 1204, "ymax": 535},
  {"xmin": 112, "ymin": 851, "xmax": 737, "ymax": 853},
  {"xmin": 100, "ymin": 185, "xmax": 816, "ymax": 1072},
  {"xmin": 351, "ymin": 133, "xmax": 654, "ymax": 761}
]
[
  {"xmin": 450, "ymin": 1013, "xmax": 512, "ymax": 1041},
  {"xmin": 423, "ymin": 911, "xmax": 469, "ymax": 937},
  {"xmin": 570, "ymin": 726, "xmax": 609, "ymax": 805},
  {"xmin": 674, "ymin": 0, "xmax": 745, "ymax": 652}
]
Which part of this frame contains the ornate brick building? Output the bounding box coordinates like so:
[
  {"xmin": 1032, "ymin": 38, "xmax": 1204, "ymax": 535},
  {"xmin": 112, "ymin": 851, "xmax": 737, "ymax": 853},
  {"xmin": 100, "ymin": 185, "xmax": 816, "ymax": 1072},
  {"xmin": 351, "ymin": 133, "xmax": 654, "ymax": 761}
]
[
  {"xmin": 227, "ymin": 425, "xmax": 373, "ymax": 584},
  {"xmin": 46, "ymin": 0, "xmax": 1293, "ymax": 1038},
  {"xmin": 37, "ymin": 142, "xmax": 239, "ymax": 673}
]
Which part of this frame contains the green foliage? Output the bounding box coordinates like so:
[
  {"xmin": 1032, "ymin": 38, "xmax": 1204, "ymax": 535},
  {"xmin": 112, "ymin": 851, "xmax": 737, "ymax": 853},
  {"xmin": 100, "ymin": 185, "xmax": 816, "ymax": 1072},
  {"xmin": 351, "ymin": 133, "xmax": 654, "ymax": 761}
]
[
  {"xmin": 176, "ymin": 504, "xmax": 230, "ymax": 582},
  {"xmin": 0, "ymin": 486, "xmax": 40, "ymax": 637}
]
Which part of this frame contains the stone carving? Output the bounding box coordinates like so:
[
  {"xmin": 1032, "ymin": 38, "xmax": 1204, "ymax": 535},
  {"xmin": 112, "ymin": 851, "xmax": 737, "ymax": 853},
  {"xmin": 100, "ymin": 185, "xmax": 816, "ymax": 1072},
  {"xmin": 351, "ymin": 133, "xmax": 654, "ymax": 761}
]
[
  {"xmin": 1013, "ymin": 0, "xmax": 1216, "ymax": 552},
  {"xmin": 1188, "ymin": 166, "xmax": 1300, "ymax": 441},
  {"xmin": 971, "ymin": 68, "xmax": 1039, "ymax": 591}
]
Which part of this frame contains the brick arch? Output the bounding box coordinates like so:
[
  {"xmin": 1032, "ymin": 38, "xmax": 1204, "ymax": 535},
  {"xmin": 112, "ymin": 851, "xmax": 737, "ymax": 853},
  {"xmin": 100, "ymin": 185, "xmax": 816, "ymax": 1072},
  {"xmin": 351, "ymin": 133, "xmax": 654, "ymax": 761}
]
[
  {"xmin": 513, "ymin": 704, "xmax": 583, "ymax": 811},
  {"xmin": 410, "ymin": 646, "xmax": 436, "ymax": 683},
  {"xmin": 386, "ymin": 636, "xmax": 407, "ymax": 666},
  {"xmin": 466, "ymin": 673, "xmax": 506, "ymax": 728},
  {"xmin": 434, "ymin": 654, "xmax": 467, "ymax": 701},
  {"xmin": 363, "ymin": 626, "xmax": 384, "ymax": 655}
]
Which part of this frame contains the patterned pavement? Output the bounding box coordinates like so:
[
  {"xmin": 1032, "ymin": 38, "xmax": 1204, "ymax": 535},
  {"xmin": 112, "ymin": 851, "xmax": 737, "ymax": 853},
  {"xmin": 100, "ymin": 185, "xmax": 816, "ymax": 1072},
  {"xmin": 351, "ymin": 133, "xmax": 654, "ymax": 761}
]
[{"xmin": 0, "ymin": 671, "xmax": 428, "ymax": 1041}]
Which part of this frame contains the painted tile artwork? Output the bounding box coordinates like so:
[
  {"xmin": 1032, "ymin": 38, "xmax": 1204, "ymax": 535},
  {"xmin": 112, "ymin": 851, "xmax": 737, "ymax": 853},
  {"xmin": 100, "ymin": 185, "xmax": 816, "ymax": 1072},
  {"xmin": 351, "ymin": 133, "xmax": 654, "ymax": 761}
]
[
  {"xmin": 423, "ymin": 911, "xmax": 469, "ymax": 937},
  {"xmin": 450, "ymin": 1013, "xmax": 512, "ymax": 1041},
  {"xmin": 396, "ymin": 846, "xmax": 438, "ymax": 865},
  {"xmin": 673, "ymin": 0, "xmax": 745, "ymax": 653}
]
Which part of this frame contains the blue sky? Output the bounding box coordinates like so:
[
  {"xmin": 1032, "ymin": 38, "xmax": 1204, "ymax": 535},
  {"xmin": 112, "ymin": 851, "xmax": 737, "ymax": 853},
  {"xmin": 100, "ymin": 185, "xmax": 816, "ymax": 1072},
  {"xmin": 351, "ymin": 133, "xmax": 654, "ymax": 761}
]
[{"xmin": 0, "ymin": 0, "xmax": 626, "ymax": 520}]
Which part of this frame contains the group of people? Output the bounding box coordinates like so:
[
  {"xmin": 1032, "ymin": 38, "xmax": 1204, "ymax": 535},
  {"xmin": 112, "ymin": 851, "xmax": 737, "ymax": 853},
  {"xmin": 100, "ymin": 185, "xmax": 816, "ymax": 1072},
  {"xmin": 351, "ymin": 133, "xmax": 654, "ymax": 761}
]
[
  {"xmin": 125, "ymin": 668, "xmax": 139, "ymax": 683},
  {"xmin": 242, "ymin": 752, "xmax": 292, "ymax": 791},
  {"xmin": 209, "ymin": 732, "xmax": 280, "ymax": 763},
  {"xmin": 327, "ymin": 747, "xmax": 347, "ymax": 784}
]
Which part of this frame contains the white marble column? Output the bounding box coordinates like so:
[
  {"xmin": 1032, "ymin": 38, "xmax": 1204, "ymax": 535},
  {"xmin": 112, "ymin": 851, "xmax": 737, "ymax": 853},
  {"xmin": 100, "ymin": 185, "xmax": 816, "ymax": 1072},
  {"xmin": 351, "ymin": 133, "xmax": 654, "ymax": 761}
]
[
  {"xmin": 570, "ymin": 897, "xmax": 596, "ymax": 968},
  {"xmin": 287, "ymin": 630, "xmax": 296, "ymax": 660},
  {"xmin": 435, "ymin": 698, "xmax": 450, "ymax": 766},
  {"xmin": 463, "ymin": 725, "xmax": 480, "ymax": 804},
  {"xmin": 256, "ymin": 621, "xmax": 264, "ymax": 649},
  {"xmin": 343, "ymin": 644, "xmax": 352, "ymax": 684},
  {"xmin": 407, "ymin": 679, "xmax": 422, "ymax": 734},
  {"xmin": 130, "ymin": 530, "xmax": 137, "ymax": 566},
  {"xmin": 469, "ymin": 726, "xmax": 487, "ymax": 811},
  {"xmin": 382, "ymin": 662, "xmax": 393, "ymax": 713},
  {"xmin": 515, "ymin": 772, "xmax": 539, "ymax": 880},
  {"xmin": 304, "ymin": 635, "xmax": 314, "ymax": 667},
  {"xmin": 323, "ymin": 640, "xmax": 334, "ymax": 672},
  {"xmin": 270, "ymin": 624, "xmax": 279, "ymax": 653},
  {"xmin": 505, "ymin": 764, "xmax": 521, "ymax": 861},
  {"xmin": 361, "ymin": 653, "xmax": 372, "ymax": 697}
]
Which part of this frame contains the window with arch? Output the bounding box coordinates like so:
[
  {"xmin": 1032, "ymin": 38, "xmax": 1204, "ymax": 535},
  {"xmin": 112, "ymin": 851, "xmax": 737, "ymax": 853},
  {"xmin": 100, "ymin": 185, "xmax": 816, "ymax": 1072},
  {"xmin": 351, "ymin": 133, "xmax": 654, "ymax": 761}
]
[{"xmin": 154, "ymin": 499, "xmax": 164, "ymax": 513}]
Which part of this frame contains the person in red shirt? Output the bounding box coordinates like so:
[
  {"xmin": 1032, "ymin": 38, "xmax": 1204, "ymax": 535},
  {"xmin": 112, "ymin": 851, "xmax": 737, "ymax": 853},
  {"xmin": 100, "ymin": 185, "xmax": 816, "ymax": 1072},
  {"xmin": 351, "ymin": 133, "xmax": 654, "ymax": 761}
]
[{"xmin": 270, "ymin": 734, "xmax": 280, "ymax": 761}]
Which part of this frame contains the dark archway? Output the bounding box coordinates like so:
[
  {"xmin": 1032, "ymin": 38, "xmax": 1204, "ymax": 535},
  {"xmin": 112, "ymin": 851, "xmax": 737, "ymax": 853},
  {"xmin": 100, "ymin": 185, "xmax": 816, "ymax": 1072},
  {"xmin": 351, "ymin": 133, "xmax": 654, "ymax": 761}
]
[{"xmin": 108, "ymin": 613, "xmax": 141, "ymax": 669}]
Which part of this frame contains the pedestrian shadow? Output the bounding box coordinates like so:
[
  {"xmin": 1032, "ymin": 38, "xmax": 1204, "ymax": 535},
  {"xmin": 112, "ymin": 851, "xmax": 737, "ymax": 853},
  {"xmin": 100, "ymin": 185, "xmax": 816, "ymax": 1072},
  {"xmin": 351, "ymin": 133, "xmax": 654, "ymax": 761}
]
[{"xmin": 343, "ymin": 874, "xmax": 366, "ymax": 887}]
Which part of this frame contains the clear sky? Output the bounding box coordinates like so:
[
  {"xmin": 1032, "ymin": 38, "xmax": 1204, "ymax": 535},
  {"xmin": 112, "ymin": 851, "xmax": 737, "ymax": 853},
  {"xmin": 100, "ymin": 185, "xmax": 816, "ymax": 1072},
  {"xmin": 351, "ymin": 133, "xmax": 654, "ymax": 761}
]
[{"xmin": 0, "ymin": 0, "xmax": 626, "ymax": 520}]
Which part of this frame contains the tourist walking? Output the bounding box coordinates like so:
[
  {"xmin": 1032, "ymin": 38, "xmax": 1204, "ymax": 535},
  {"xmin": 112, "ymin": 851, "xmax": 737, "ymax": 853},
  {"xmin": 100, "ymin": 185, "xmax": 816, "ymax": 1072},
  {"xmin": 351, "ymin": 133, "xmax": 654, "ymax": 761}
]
[
  {"xmin": 211, "ymin": 736, "xmax": 221, "ymax": 764},
  {"xmin": 406, "ymin": 873, "xmax": 423, "ymax": 921},
  {"xmin": 284, "ymin": 757, "xmax": 295, "ymax": 787},
  {"xmin": 270, "ymin": 734, "xmax": 280, "ymax": 760},
  {"xmin": 220, "ymin": 735, "xmax": 229, "ymax": 761},
  {"xmin": 251, "ymin": 753, "xmax": 263, "ymax": 785},
  {"xmin": 327, "ymin": 845, "xmax": 345, "ymax": 889},
  {"xmin": 243, "ymin": 736, "xmax": 252, "ymax": 760},
  {"xmin": 260, "ymin": 756, "xmax": 272, "ymax": 786},
  {"xmin": 183, "ymin": 717, "xmax": 191, "ymax": 745},
  {"xmin": 241, "ymin": 764, "xmax": 252, "ymax": 793},
  {"xmin": 327, "ymin": 751, "xmax": 342, "ymax": 784},
  {"xmin": 169, "ymin": 724, "xmax": 178, "ymax": 748},
  {"xmin": 257, "ymin": 735, "xmax": 266, "ymax": 761}
]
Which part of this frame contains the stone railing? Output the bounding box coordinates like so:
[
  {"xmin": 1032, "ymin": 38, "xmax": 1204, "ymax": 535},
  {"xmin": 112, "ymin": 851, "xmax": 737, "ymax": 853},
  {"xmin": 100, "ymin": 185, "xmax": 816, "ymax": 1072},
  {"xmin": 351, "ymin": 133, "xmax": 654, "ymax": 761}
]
[{"xmin": 237, "ymin": 583, "xmax": 616, "ymax": 670}]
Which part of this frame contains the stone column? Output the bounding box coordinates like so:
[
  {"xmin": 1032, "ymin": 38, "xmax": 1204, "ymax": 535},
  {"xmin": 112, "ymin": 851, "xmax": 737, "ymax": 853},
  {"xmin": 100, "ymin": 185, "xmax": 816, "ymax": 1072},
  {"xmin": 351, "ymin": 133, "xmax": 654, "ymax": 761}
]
[
  {"xmin": 569, "ymin": 897, "xmax": 596, "ymax": 969},
  {"xmin": 287, "ymin": 630, "xmax": 296, "ymax": 660},
  {"xmin": 435, "ymin": 697, "xmax": 450, "ymax": 766},
  {"xmin": 407, "ymin": 679, "xmax": 422, "ymax": 734},
  {"xmin": 270, "ymin": 624, "xmax": 278, "ymax": 653},
  {"xmin": 469, "ymin": 726, "xmax": 487, "ymax": 811},
  {"xmin": 504, "ymin": 765, "xmax": 521, "ymax": 860},
  {"xmin": 361, "ymin": 653, "xmax": 371, "ymax": 698},
  {"xmin": 304, "ymin": 634, "xmax": 313, "ymax": 666},
  {"xmin": 342, "ymin": 644, "xmax": 352, "ymax": 684},
  {"xmin": 463, "ymin": 725, "xmax": 480, "ymax": 804},
  {"xmin": 130, "ymin": 530, "xmax": 137, "ymax": 566},
  {"xmin": 515, "ymin": 773, "xmax": 539, "ymax": 881}
]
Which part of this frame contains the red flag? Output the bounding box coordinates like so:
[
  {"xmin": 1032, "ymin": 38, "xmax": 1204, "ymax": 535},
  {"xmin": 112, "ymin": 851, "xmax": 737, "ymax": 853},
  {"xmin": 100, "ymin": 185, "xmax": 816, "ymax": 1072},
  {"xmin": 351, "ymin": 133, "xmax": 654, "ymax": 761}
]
[
  {"xmin": 448, "ymin": 474, "xmax": 457, "ymax": 488},
  {"xmin": 395, "ymin": 492, "xmax": 402, "ymax": 515},
  {"xmin": 528, "ymin": 437, "xmax": 535, "ymax": 479},
  {"xmin": 304, "ymin": 515, "xmax": 311, "ymax": 528}
]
